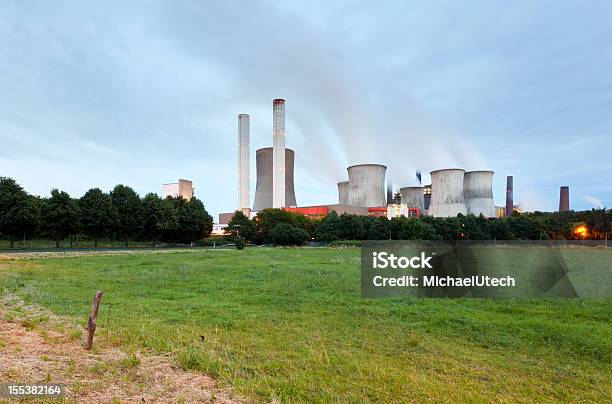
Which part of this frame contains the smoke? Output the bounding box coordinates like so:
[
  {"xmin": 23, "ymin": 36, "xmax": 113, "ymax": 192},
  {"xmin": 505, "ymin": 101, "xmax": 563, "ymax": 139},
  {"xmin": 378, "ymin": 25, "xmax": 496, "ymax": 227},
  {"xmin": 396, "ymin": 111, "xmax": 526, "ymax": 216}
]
[
  {"xmin": 160, "ymin": 2, "xmax": 488, "ymax": 189},
  {"xmin": 583, "ymin": 195, "xmax": 604, "ymax": 209}
]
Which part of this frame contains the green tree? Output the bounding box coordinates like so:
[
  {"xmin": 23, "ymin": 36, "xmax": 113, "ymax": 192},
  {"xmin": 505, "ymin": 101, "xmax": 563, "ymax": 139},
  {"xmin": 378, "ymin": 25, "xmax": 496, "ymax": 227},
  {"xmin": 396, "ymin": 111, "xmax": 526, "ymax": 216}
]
[
  {"xmin": 314, "ymin": 211, "xmax": 341, "ymax": 242},
  {"xmin": 79, "ymin": 188, "xmax": 118, "ymax": 247},
  {"xmin": 367, "ymin": 217, "xmax": 391, "ymax": 240},
  {"xmin": 42, "ymin": 189, "xmax": 81, "ymax": 248},
  {"xmin": 269, "ymin": 223, "xmax": 309, "ymax": 246},
  {"xmin": 489, "ymin": 219, "xmax": 513, "ymax": 240},
  {"xmin": 110, "ymin": 185, "xmax": 143, "ymax": 246},
  {"xmin": 254, "ymin": 209, "xmax": 298, "ymax": 243},
  {"xmin": 226, "ymin": 210, "xmax": 257, "ymax": 242},
  {"xmin": 142, "ymin": 193, "xmax": 165, "ymax": 246},
  {"xmin": 0, "ymin": 177, "xmax": 39, "ymax": 248},
  {"xmin": 338, "ymin": 213, "xmax": 366, "ymax": 240},
  {"xmin": 172, "ymin": 197, "xmax": 213, "ymax": 243},
  {"xmin": 159, "ymin": 197, "xmax": 180, "ymax": 243}
]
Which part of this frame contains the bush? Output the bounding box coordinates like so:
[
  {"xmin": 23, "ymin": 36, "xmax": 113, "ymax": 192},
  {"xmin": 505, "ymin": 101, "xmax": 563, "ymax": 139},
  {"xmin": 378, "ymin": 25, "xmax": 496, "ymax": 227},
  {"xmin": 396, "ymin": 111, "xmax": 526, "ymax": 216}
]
[
  {"xmin": 235, "ymin": 237, "xmax": 245, "ymax": 250},
  {"xmin": 269, "ymin": 223, "xmax": 310, "ymax": 246}
]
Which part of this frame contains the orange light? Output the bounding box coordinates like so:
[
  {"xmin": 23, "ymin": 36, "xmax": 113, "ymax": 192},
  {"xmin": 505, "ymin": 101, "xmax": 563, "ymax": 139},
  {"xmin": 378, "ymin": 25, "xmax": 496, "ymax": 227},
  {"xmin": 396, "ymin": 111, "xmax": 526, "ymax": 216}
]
[{"xmin": 573, "ymin": 225, "xmax": 588, "ymax": 238}]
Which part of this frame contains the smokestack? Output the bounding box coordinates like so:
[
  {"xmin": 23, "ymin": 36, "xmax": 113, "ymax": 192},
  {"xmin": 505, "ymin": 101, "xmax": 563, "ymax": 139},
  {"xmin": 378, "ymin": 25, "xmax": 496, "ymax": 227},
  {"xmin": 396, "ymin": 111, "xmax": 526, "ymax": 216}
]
[
  {"xmin": 505, "ymin": 176, "xmax": 513, "ymax": 217},
  {"xmin": 272, "ymin": 99, "xmax": 286, "ymax": 208},
  {"xmin": 416, "ymin": 170, "xmax": 422, "ymax": 185},
  {"xmin": 559, "ymin": 186, "xmax": 569, "ymax": 212},
  {"xmin": 237, "ymin": 114, "xmax": 250, "ymax": 211}
]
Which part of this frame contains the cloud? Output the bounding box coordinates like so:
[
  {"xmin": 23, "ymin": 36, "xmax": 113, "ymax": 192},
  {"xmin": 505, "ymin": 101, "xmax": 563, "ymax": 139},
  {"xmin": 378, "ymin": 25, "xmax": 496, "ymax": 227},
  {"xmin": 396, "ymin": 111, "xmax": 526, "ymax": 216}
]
[{"xmin": 0, "ymin": 1, "xmax": 610, "ymax": 217}]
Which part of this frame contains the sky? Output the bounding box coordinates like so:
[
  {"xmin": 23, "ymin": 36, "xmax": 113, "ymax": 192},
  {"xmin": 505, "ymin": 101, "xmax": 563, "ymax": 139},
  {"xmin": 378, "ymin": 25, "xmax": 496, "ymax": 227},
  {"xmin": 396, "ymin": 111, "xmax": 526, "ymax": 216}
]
[{"xmin": 1, "ymin": 0, "xmax": 611, "ymax": 219}]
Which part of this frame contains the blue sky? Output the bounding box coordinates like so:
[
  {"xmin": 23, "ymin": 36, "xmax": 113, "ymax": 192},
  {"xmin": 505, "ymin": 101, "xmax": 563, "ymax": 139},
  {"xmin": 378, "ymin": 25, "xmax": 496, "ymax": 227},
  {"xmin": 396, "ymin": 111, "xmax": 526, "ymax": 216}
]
[{"xmin": 1, "ymin": 1, "xmax": 610, "ymax": 219}]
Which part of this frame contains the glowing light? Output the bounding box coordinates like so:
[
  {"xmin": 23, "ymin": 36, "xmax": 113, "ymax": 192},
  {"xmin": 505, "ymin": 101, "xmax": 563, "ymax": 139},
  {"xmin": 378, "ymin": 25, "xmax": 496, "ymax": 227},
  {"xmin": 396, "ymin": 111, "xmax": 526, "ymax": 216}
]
[{"xmin": 573, "ymin": 225, "xmax": 588, "ymax": 238}]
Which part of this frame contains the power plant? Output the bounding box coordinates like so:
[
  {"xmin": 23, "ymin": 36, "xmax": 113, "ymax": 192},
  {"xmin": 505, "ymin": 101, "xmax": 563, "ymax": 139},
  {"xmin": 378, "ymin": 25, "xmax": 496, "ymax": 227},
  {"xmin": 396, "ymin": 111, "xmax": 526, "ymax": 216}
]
[
  {"xmin": 464, "ymin": 171, "xmax": 496, "ymax": 218},
  {"xmin": 400, "ymin": 186, "xmax": 425, "ymax": 212},
  {"xmin": 347, "ymin": 164, "xmax": 387, "ymax": 208},
  {"xmin": 337, "ymin": 181, "xmax": 349, "ymax": 204},
  {"xmin": 218, "ymin": 97, "xmax": 572, "ymax": 225},
  {"xmin": 428, "ymin": 169, "xmax": 468, "ymax": 217},
  {"xmin": 252, "ymin": 147, "xmax": 297, "ymax": 211}
]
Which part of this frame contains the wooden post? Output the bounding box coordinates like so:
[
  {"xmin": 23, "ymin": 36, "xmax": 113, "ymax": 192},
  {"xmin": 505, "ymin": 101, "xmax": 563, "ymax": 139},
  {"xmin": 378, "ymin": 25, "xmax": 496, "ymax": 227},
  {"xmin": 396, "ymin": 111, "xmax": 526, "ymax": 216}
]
[{"xmin": 85, "ymin": 290, "xmax": 103, "ymax": 350}]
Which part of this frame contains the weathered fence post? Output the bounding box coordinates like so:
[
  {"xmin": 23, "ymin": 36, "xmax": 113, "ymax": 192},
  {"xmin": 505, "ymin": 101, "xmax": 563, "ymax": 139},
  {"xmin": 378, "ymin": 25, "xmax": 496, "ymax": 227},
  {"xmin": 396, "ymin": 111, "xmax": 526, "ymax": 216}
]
[{"xmin": 85, "ymin": 290, "xmax": 103, "ymax": 350}]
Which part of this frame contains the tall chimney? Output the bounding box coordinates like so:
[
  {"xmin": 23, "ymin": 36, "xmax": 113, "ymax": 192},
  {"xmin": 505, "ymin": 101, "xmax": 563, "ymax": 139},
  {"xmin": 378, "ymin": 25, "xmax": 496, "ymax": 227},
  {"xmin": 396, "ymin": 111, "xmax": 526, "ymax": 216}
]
[
  {"xmin": 272, "ymin": 99, "xmax": 286, "ymax": 208},
  {"xmin": 559, "ymin": 186, "xmax": 569, "ymax": 212},
  {"xmin": 505, "ymin": 176, "xmax": 513, "ymax": 216},
  {"xmin": 237, "ymin": 114, "xmax": 250, "ymax": 211}
]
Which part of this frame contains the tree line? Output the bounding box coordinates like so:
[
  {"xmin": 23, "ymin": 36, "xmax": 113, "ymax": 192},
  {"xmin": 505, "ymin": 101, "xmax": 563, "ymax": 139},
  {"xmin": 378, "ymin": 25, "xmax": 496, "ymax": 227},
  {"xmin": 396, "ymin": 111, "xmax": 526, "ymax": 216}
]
[
  {"xmin": 2, "ymin": 175, "xmax": 609, "ymax": 248},
  {"xmin": 227, "ymin": 207, "xmax": 611, "ymax": 246},
  {"xmin": 0, "ymin": 177, "xmax": 212, "ymax": 248}
]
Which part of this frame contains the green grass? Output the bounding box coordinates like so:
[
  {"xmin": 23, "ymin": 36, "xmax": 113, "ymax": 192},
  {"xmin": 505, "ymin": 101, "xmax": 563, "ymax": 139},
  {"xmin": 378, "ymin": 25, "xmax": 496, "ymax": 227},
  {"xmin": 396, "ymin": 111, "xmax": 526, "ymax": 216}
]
[{"xmin": 0, "ymin": 248, "xmax": 610, "ymax": 402}]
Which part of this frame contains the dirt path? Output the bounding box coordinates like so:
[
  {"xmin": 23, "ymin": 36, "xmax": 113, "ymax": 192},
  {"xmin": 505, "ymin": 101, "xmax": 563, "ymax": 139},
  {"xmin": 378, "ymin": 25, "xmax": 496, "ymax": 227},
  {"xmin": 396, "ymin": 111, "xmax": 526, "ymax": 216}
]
[{"xmin": 0, "ymin": 295, "xmax": 242, "ymax": 403}]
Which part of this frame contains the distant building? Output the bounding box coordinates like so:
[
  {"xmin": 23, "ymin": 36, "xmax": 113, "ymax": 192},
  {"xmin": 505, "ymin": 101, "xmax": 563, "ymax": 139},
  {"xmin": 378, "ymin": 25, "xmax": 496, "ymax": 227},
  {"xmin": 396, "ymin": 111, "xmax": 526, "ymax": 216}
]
[
  {"xmin": 386, "ymin": 204, "xmax": 421, "ymax": 219},
  {"xmin": 211, "ymin": 223, "xmax": 227, "ymax": 235},
  {"xmin": 283, "ymin": 204, "xmax": 369, "ymax": 219},
  {"xmin": 423, "ymin": 184, "xmax": 432, "ymax": 210},
  {"xmin": 163, "ymin": 179, "xmax": 193, "ymax": 200}
]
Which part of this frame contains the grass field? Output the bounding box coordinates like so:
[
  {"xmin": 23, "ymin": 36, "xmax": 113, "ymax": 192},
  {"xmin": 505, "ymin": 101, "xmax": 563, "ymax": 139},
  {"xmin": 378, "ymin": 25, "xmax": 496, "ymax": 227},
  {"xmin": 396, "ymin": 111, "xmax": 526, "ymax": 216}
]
[{"xmin": 0, "ymin": 247, "xmax": 610, "ymax": 402}]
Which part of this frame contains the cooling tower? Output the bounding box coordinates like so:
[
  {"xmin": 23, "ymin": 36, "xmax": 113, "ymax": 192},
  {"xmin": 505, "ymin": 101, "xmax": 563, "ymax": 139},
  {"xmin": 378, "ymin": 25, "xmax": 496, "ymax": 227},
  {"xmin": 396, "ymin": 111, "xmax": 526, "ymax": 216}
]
[
  {"xmin": 428, "ymin": 169, "xmax": 467, "ymax": 217},
  {"xmin": 464, "ymin": 171, "xmax": 496, "ymax": 218},
  {"xmin": 253, "ymin": 147, "xmax": 297, "ymax": 211},
  {"xmin": 337, "ymin": 181, "xmax": 349, "ymax": 204},
  {"xmin": 400, "ymin": 187, "xmax": 425, "ymax": 212},
  {"xmin": 505, "ymin": 176, "xmax": 513, "ymax": 217},
  {"xmin": 347, "ymin": 164, "xmax": 387, "ymax": 207},
  {"xmin": 559, "ymin": 186, "xmax": 569, "ymax": 212},
  {"xmin": 272, "ymin": 99, "xmax": 286, "ymax": 208},
  {"xmin": 237, "ymin": 114, "xmax": 250, "ymax": 210}
]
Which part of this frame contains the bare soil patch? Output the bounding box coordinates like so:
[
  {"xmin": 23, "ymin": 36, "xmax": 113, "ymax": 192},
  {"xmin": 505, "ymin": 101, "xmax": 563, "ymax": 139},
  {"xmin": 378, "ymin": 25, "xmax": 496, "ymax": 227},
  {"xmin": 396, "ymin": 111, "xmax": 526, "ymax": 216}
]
[{"xmin": 0, "ymin": 295, "xmax": 242, "ymax": 403}]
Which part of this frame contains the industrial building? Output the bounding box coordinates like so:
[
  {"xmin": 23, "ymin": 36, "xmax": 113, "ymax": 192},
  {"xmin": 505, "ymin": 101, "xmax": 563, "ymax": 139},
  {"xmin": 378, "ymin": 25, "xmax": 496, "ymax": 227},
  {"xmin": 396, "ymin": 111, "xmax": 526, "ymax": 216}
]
[
  {"xmin": 237, "ymin": 113, "xmax": 250, "ymax": 213},
  {"xmin": 400, "ymin": 186, "xmax": 425, "ymax": 212},
  {"xmin": 163, "ymin": 179, "xmax": 193, "ymax": 200},
  {"xmin": 428, "ymin": 169, "xmax": 468, "ymax": 217},
  {"xmin": 347, "ymin": 164, "xmax": 387, "ymax": 207},
  {"xmin": 423, "ymin": 185, "xmax": 432, "ymax": 210},
  {"xmin": 272, "ymin": 99, "xmax": 286, "ymax": 208},
  {"xmin": 218, "ymin": 97, "xmax": 557, "ymax": 227},
  {"xmin": 559, "ymin": 186, "xmax": 570, "ymax": 212},
  {"xmin": 505, "ymin": 176, "xmax": 514, "ymax": 216},
  {"xmin": 464, "ymin": 171, "xmax": 496, "ymax": 218},
  {"xmin": 337, "ymin": 181, "xmax": 349, "ymax": 205},
  {"xmin": 252, "ymin": 147, "xmax": 297, "ymax": 211},
  {"xmin": 284, "ymin": 204, "xmax": 369, "ymax": 218}
]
